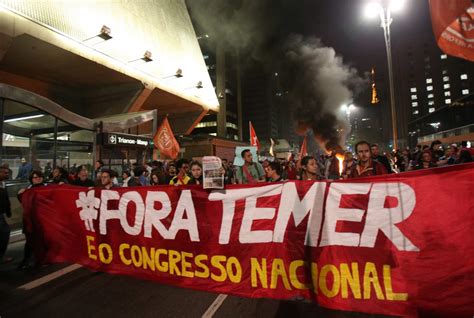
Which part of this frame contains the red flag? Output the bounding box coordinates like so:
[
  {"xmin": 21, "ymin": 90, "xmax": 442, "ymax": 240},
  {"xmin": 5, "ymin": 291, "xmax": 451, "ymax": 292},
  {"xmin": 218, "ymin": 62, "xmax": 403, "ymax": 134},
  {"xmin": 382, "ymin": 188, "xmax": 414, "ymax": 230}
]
[
  {"xmin": 299, "ymin": 136, "xmax": 308, "ymax": 159},
  {"xmin": 429, "ymin": 0, "xmax": 474, "ymax": 62},
  {"xmin": 153, "ymin": 117, "xmax": 180, "ymax": 159},
  {"xmin": 249, "ymin": 121, "xmax": 260, "ymax": 150}
]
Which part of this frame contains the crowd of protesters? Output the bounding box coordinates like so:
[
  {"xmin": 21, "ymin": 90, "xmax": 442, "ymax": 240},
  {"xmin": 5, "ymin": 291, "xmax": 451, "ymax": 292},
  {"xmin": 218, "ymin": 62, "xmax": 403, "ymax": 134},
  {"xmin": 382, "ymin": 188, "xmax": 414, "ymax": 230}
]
[{"xmin": 0, "ymin": 139, "xmax": 473, "ymax": 267}]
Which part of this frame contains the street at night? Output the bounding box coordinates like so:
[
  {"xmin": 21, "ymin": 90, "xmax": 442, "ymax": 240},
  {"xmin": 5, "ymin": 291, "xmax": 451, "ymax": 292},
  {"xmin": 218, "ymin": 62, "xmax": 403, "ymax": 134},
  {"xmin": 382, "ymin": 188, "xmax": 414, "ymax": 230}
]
[{"xmin": 0, "ymin": 0, "xmax": 473, "ymax": 317}]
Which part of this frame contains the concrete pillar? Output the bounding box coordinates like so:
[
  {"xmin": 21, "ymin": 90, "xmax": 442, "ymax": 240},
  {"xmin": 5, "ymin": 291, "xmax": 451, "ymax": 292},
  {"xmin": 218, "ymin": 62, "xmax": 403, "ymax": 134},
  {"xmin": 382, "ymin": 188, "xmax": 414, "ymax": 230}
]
[
  {"xmin": 216, "ymin": 43, "xmax": 227, "ymax": 138},
  {"xmin": 236, "ymin": 50, "xmax": 243, "ymax": 141}
]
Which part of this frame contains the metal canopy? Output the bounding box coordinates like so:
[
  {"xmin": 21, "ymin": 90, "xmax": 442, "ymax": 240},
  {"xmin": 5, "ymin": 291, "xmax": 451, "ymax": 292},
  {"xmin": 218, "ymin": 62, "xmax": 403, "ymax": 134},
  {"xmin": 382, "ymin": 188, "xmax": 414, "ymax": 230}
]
[{"xmin": 0, "ymin": 84, "xmax": 156, "ymax": 133}]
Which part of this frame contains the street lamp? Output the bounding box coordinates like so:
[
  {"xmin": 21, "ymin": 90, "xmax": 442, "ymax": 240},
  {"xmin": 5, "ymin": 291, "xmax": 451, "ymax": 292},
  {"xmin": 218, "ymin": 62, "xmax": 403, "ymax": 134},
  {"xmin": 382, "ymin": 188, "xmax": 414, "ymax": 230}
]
[
  {"xmin": 341, "ymin": 103, "xmax": 355, "ymax": 122},
  {"xmin": 364, "ymin": 0, "xmax": 405, "ymax": 151},
  {"xmin": 341, "ymin": 104, "xmax": 356, "ymax": 151}
]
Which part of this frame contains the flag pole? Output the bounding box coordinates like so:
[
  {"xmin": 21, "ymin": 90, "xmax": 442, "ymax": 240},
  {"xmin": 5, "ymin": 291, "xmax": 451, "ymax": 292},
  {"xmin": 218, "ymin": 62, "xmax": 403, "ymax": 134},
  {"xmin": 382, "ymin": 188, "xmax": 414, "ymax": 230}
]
[{"xmin": 249, "ymin": 121, "xmax": 251, "ymax": 146}]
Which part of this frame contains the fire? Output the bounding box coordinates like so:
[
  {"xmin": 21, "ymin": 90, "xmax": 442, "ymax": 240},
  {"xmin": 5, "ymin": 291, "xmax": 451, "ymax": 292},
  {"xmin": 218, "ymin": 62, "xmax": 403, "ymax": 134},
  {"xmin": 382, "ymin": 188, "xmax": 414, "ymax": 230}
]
[{"xmin": 336, "ymin": 153, "xmax": 345, "ymax": 176}]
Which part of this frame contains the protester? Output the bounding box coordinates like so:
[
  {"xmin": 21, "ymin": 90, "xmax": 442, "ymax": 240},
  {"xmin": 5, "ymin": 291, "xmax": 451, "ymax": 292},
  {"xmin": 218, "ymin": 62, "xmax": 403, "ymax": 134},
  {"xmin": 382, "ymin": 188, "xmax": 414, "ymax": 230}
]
[
  {"xmin": 17, "ymin": 170, "xmax": 46, "ymax": 269},
  {"xmin": 265, "ymin": 161, "xmax": 284, "ymax": 182},
  {"xmin": 122, "ymin": 169, "xmax": 141, "ymax": 187},
  {"xmin": 341, "ymin": 151, "xmax": 356, "ymax": 179},
  {"xmin": 324, "ymin": 151, "xmax": 340, "ymax": 180},
  {"xmin": 430, "ymin": 140, "xmax": 444, "ymax": 163},
  {"xmin": 413, "ymin": 150, "xmax": 437, "ymax": 170},
  {"xmin": 235, "ymin": 149, "xmax": 265, "ymax": 184},
  {"xmin": 151, "ymin": 161, "xmax": 167, "ymax": 184},
  {"xmin": 285, "ymin": 160, "xmax": 298, "ymax": 180},
  {"xmin": 100, "ymin": 170, "xmax": 116, "ymax": 189},
  {"xmin": 0, "ymin": 165, "xmax": 12, "ymax": 264},
  {"xmin": 188, "ymin": 161, "xmax": 203, "ymax": 185},
  {"xmin": 456, "ymin": 149, "xmax": 473, "ymax": 164},
  {"xmin": 51, "ymin": 167, "xmax": 69, "ymax": 184},
  {"xmin": 165, "ymin": 162, "xmax": 177, "ymax": 184},
  {"xmin": 72, "ymin": 168, "xmax": 94, "ymax": 187},
  {"xmin": 300, "ymin": 155, "xmax": 323, "ymax": 181},
  {"xmin": 349, "ymin": 141, "xmax": 388, "ymax": 178},
  {"xmin": 94, "ymin": 160, "xmax": 104, "ymax": 176},
  {"xmin": 16, "ymin": 158, "xmax": 32, "ymax": 180},
  {"xmin": 370, "ymin": 144, "xmax": 392, "ymax": 173},
  {"xmin": 150, "ymin": 171, "xmax": 162, "ymax": 186},
  {"xmin": 2, "ymin": 163, "xmax": 13, "ymax": 180},
  {"xmin": 398, "ymin": 149, "xmax": 410, "ymax": 172},
  {"xmin": 169, "ymin": 159, "xmax": 191, "ymax": 185},
  {"xmin": 460, "ymin": 140, "xmax": 474, "ymax": 156},
  {"xmin": 221, "ymin": 159, "xmax": 234, "ymax": 185},
  {"xmin": 133, "ymin": 166, "xmax": 148, "ymax": 186}
]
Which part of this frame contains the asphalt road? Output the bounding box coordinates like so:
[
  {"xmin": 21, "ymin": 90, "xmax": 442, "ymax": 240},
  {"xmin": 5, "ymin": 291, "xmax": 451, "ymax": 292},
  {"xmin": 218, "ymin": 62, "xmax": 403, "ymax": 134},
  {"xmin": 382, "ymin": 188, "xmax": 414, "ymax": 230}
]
[{"xmin": 0, "ymin": 240, "xmax": 397, "ymax": 318}]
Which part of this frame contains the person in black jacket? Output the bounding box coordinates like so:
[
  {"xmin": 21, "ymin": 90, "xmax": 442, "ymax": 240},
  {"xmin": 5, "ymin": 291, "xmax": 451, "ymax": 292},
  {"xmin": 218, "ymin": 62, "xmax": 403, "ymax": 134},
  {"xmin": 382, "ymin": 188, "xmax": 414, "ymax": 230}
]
[
  {"xmin": 0, "ymin": 165, "xmax": 12, "ymax": 264},
  {"xmin": 72, "ymin": 168, "xmax": 94, "ymax": 187},
  {"xmin": 371, "ymin": 144, "xmax": 392, "ymax": 173},
  {"xmin": 17, "ymin": 170, "xmax": 46, "ymax": 269}
]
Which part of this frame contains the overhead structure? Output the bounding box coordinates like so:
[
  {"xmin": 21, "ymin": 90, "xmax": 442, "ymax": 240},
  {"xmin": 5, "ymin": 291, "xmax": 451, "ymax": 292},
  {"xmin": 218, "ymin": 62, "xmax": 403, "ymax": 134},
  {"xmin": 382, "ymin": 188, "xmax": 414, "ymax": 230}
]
[{"xmin": 0, "ymin": 0, "xmax": 218, "ymax": 134}]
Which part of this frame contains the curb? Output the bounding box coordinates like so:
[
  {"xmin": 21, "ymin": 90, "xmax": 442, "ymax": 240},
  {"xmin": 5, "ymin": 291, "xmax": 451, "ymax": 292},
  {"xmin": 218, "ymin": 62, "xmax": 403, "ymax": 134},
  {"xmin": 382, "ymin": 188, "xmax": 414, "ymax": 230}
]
[{"xmin": 9, "ymin": 230, "xmax": 25, "ymax": 243}]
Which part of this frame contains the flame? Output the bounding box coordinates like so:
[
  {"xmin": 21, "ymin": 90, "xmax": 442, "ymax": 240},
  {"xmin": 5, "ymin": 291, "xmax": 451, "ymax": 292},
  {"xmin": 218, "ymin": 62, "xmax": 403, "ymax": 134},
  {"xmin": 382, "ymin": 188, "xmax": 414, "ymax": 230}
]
[{"xmin": 336, "ymin": 153, "xmax": 344, "ymax": 176}]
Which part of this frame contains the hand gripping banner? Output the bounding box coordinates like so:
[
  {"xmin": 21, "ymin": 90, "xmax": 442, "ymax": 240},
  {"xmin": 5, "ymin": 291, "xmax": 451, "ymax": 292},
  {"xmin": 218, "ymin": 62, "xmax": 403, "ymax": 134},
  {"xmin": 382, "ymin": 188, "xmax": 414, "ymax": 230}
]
[{"xmin": 22, "ymin": 164, "xmax": 474, "ymax": 317}]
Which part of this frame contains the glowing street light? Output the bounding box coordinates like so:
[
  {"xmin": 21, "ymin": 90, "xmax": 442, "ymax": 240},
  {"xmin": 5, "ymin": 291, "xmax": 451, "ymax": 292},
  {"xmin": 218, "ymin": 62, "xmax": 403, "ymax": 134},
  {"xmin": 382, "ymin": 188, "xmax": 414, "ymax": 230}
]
[
  {"xmin": 341, "ymin": 103, "xmax": 355, "ymax": 115},
  {"xmin": 364, "ymin": 0, "xmax": 405, "ymax": 151}
]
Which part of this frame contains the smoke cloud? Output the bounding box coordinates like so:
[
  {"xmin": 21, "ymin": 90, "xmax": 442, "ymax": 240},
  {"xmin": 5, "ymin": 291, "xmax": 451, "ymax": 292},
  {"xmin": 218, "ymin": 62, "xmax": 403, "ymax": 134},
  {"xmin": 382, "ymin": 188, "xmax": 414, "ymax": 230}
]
[
  {"xmin": 281, "ymin": 35, "xmax": 365, "ymax": 151},
  {"xmin": 187, "ymin": 1, "xmax": 366, "ymax": 152}
]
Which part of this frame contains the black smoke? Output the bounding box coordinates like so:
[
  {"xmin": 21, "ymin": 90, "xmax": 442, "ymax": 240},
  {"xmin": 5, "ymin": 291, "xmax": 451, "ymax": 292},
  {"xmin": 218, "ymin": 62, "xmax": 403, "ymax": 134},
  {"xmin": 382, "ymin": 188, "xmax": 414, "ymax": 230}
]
[{"xmin": 187, "ymin": 1, "xmax": 365, "ymax": 151}]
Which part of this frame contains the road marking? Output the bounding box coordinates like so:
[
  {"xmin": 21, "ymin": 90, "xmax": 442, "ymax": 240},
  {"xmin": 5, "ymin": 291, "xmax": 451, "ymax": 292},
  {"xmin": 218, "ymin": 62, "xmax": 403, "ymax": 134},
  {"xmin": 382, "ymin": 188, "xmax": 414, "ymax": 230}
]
[
  {"xmin": 202, "ymin": 294, "xmax": 228, "ymax": 318},
  {"xmin": 17, "ymin": 264, "xmax": 82, "ymax": 290}
]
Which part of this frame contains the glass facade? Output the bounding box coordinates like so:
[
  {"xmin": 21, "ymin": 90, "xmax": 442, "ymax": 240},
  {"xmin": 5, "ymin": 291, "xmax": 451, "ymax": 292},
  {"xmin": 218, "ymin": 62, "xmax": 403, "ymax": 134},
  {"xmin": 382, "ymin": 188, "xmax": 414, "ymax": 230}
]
[{"xmin": 0, "ymin": 97, "xmax": 94, "ymax": 231}]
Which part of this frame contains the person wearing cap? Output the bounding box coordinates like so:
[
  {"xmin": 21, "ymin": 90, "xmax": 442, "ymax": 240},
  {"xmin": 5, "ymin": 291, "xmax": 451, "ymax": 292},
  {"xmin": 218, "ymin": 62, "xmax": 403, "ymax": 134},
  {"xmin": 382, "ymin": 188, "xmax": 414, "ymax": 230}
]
[{"xmin": 16, "ymin": 158, "xmax": 32, "ymax": 180}]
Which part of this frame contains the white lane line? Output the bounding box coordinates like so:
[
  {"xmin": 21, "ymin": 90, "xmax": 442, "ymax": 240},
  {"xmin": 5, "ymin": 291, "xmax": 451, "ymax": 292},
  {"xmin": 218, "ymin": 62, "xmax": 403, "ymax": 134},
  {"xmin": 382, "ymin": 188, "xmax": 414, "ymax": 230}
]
[
  {"xmin": 17, "ymin": 264, "xmax": 83, "ymax": 290},
  {"xmin": 202, "ymin": 294, "xmax": 228, "ymax": 318}
]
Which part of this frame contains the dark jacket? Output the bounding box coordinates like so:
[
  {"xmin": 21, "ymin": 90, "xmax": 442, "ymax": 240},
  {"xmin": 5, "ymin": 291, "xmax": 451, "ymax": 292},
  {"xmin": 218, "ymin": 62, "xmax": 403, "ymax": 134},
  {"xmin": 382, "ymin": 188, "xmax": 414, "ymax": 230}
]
[
  {"xmin": 72, "ymin": 178, "xmax": 95, "ymax": 187},
  {"xmin": 127, "ymin": 177, "xmax": 142, "ymax": 187},
  {"xmin": 0, "ymin": 187, "xmax": 11, "ymax": 217},
  {"xmin": 188, "ymin": 176, "xmax": 203, "ymax": 185},
  {"xmin": 374, "ymin": 155, "xmax": 392, "ymax": 173}
]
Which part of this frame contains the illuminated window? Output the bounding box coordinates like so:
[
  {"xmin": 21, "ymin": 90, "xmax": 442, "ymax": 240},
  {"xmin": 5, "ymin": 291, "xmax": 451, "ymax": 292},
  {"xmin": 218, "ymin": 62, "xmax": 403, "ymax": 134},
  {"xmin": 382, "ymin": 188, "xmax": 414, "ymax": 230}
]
[
  {"xmin": 462, "ymin": 89, "xmax": 469, "ymax": 95},
  {"xmin": 445, "ymin": 99, "xmax": 451, "ymax": 104},
  {"xmin": 443, "ymin": 76, "xmax": 449, "ymax": 82},
  {"xmin": 444, "ymin": 91, "xmax": 451, "ymax": 97},
  {"xmin": 426, "ymin": 78, "xmax": 433, "ymax": 84},
  {"xmin": 411, "ymin": 94, "xmax": 417, "ymax": 100},
  {"xmin": 440, "ymin": 54, "xmax": 447, "ymax": 59},
  {"xmin": 427, "ymin": 93, "xmax": 434, "ymax": 98},
  {"xmin": 443, "ymin": 84, "xmax": 450, "ymax": 89},
  {"xmin": 411, "ymin": 102, "xmax": 418, "ymax": 107},
  {"xmin": 442, "ymin": 70, "xmax": 448, "ymax": 75},
  {"xmin": 410, "ymin": 87, "xmax": 417, "ymax": 93},
  {"xmin": 428, "ymin": 100, "xmax": 434, "ymax": 106},
  {"xmin": 426, "ymin": 86, "xmax": 433, "ymax": 91},
  {"xmin": 460, "ymin": 74, "xmax": 468, "ymax": 80},
  {"xmin": 429, "ymin": 107, "xmax": 435, "ymax": 113},
  {"xmin": 413, "ymin": 110, "xmax": 419, "ymax": 115},
  {"xmin": 196, "ymin": 121, "xmax": 217, "ymax": 128}
]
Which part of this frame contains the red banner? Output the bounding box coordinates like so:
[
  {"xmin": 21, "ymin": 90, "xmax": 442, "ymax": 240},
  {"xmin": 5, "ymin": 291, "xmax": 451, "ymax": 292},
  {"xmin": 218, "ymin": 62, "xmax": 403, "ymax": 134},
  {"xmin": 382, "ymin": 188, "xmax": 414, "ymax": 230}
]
[
  {"xmin": 153, "ymin": 117, "xmax": 180, "ymax": 159},
  {"xmin": 22, "ymin": 164, "xmax": 474, "ymax": 317},
  {"xmin": 430, "ymin": 0, "xmax": 474, "ymax": 62}
]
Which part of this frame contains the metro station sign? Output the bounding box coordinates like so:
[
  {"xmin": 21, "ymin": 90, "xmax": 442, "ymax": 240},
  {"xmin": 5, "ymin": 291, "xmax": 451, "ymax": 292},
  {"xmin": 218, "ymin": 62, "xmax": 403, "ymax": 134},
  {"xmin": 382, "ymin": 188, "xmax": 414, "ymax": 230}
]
[{"xmin": 97, "ymin": 133, "xmax": 152, "ymax": 148}]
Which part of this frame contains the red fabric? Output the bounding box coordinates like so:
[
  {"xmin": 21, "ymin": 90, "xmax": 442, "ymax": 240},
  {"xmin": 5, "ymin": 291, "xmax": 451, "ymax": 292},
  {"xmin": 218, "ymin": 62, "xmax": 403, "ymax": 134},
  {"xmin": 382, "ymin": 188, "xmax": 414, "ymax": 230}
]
[
  {"xmin": 22, "ymin": 163, "xmax": 474, "ymax": 317},
  {"xmin": 242, "ymin": 165, "xmax": 256, "ymax": 183},
  {"xmin": 153, "ymin": 117, "xmax": 180, "ymax": 159},
  {"xmin": 429, "ymin": 0, "xmax": 473, "ymax": 61},
  {"xmin": 299, "ymin": 136, "xmax": 308, "ymax": 159},
  {"xmin": 249, "ymin": 122, "xmax": 260, "ymax": 150}
]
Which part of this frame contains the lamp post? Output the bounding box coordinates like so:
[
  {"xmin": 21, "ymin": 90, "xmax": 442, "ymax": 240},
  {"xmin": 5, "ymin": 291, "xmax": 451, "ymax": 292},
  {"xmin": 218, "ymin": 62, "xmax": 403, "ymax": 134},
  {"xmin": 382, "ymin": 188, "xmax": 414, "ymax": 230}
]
[
  {"xmin": 365, "ymin": 0, "xmax": 405, "ymax": 151},
  {"xmin": 341, "ymin": 104, "xmax": 356, "ymax": 150}
]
